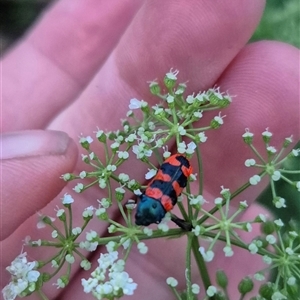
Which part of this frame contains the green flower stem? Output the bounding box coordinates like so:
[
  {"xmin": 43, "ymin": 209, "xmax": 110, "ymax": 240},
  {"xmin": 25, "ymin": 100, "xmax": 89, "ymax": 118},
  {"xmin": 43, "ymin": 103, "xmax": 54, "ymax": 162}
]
[
  {"xmin": 37, "ymin": 289, "xmax": 49, "ymax": 300},
  {"xmin": 273, "ymin": 146, "xmax": 286, "ymax": 164},
  {"xmin": 73, "ymin": 248, "xmax": 87, "ymax": 261},
  {"xmin": 280, "ymin": 169, "xmax": 300, "ymax": 174},
  {"xmin": 191, "ymin": 238, "xmax": 214, "ymax": 298},
  {"xmin": 270, "ymin": 180, "xmax": 277, "ymax": 198},
  {"xmin": 169, "ymin": 286, "xmax": 182, "ymax": 300},
  {"xmin": 280, "ymin": 174, "xmax": 295, "ymax": 185},
  {"xmin": 116, "ymin": 199, "xmax": 129, "ymax": 224},
  {"xmin": 249, "ymin": 144, "xmax": 267, "ymax": 164},
  {"xmin": 123, "ymin": 241, "xmax": 133, "ymax": 261},
  {"xmin": 46, "ymin": 223, "xmax": 65, "ymax": 241},
  {"xmin": 185, "ymin": 233, "xmax": 193, "ymax": 298},
  {"xmin": 67, "ymin": 205, "xmax": 72, "ymax": 238},
  {"xmin": 177, "ymin": 202, "xmax": 189, "ymax": 220},
  {"xmin": 195, "ymin": 147, "xmax": 204, "ymax": 196},
  {"xmin": 197, "ymin": 180, "xmax": 252, "ymax": 224},
  {"xmin": 79, "ymin": 219, "xmax": 92, "ymax": 237}
]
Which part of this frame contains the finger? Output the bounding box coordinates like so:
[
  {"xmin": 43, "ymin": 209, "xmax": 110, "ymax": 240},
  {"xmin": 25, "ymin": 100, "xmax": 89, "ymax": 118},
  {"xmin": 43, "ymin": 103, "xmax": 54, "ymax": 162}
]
[
  {"xmin": 1, "ymin": 130, "xmax": 78, "ymax": 240},
  {"xmin": 200, "ymin": 41, "xmax": 300, "ymax": 199},
  {"xmin": 2, "ymin": 0, "xmax": 143, "ymax": 132}
]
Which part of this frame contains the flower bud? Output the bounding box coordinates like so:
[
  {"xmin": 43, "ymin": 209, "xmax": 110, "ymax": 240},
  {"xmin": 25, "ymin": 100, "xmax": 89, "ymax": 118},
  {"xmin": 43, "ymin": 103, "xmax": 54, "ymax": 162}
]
[
  {"xmin": 259, "ymin": 282, "xmax": 274, "ymax": 298},
  {"xmin": 149, "ymin": 81, "xmax": 161, "ymax": 95},
  {"xmin": 238, "ymin": 277, "xmax": 254, "ymax": 295},
  {"xmin": 216, "ymin": 270, "xmax": 228, "ymax": 289}
]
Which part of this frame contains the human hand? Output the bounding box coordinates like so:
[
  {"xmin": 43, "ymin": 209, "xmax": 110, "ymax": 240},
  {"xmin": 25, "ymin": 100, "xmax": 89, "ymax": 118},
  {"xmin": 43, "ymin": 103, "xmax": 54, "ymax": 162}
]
[{"xmin": 1, "ymin": 0, "xmax": 299, "ymax": 299}]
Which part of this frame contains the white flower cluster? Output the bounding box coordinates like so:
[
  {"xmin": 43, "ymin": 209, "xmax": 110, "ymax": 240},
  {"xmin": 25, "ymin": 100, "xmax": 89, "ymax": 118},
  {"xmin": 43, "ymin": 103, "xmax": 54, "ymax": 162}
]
[
  {"xmin": 81, "ymin": 251, "xmax": 137, "ymax": 299},
  {"xmin": 2, "ymin": 252, "xmax": 40, "ymax": 300}
]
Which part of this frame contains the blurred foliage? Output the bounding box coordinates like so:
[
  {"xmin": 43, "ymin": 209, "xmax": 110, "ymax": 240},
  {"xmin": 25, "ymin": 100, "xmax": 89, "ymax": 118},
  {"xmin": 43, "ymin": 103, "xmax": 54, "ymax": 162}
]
[{"xmin": 251, "ymin": 0, "xmax": 300, "ymax": 48}]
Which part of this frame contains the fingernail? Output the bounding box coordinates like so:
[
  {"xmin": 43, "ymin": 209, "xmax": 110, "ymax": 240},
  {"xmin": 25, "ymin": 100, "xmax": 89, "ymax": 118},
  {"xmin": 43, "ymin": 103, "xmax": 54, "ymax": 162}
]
[{"xmin": 1, "ymin": 130, "xmax": 71, "ymax": 159}]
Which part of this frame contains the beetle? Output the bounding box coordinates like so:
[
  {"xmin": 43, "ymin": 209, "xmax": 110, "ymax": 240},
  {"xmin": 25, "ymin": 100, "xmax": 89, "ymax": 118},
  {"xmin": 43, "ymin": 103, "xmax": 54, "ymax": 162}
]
[{"xmin": 135, "ymin": 154, "xmax": 193, "ymax": 226}]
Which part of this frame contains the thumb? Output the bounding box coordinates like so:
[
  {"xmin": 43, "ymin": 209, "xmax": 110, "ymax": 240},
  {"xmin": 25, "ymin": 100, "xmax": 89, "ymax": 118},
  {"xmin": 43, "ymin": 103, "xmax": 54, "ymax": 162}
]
[{"xmin": 1, "ymin": 130, "xmax": 78, "ymax": 240}]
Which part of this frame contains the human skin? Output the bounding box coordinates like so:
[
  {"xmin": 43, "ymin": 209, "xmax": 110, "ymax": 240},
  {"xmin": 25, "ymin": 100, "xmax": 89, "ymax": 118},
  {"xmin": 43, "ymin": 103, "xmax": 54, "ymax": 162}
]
[{"xmin": 1, "ymin": 0, "xmax": 299, "ymax": 299}]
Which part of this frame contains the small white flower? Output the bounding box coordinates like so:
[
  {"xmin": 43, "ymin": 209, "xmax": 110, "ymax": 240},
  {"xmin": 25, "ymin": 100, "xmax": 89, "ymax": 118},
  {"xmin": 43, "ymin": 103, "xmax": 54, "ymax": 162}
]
[
  {"xmin": 52, "ymin": 230, "xmax": 58, "ymax": 238},
  {"xmin": 166, "ymin": 277, "xmax": 178, "ymax": 287},
  {"xmin": 195, "ymin": 92, "xmax": 207, "ymax": 103},
  {"xmin": 83, "ymin": 206, "xmax": 94, "ymax": 218},
  {"xmin": 192, "ymin": 225, "xmax": 201, "ymax": 236},
  {"xmin": 79, "ymin": 135, "xmax": 93, "ymax": 144},
  {"xmin": 165, "ymin": 68, "xmax": 179, "ymax": 80},
  {"xmin": 191, "ymin": 283, "xmax": 200, "ymax": 294},
  {"xmin": 118, "ymin": 173, "xmax": 130, "ymax": 183},
  {"xmin": 249, "ymin": 175, "xmax": 261, "ymax": 185},
  {"xmin": 292, "ymin": 149, "xmax": 300, "ymax": 157},
  {"xmin": 61, "ymin": 173, "xmax": 71, "ymax": 181},
  {"xmin": 198, "ymin": 132, "xmax": 207, "ymax": 143},
  {"xmin": 106, "ymin": 241, "xmax": 117, "ymax": 253},
  {"xmin": 248, "ymin": 243, "xmax": 258, "ymax": 254},
  {"xmin": 132, "ymin": 143, "xmax": 153, "ymax": 159},
  {"xmin": 80, "ymin": 260, "xmax": 91, "ymax": 271},
  {"xmin": 178, "ymin": 125, "xmax": 186, "ymax": 135},
  {"xmin": 295, "ymin": 181, "xmax": 300, "ymax": 192},
  {"xmin": 129, "ymin": 98, "xmax": 143, "ymax": 110},
  {"xmin": 62, "ymin": 193, "xmax": 74, "ymax": 204},
  {"xmin": 73, "ymin": 183, "xmax": 84, "ymax": 193},
  {"xmin": 274, "ymin": 219, "xmax": 284, "ymax": 227},
  {"xmin": 72, "ymin": 227, "xmax": 82, "ymax": 235},
  {"xmin": 263, "ymin": 255, "xmax": 272, "ymax": 264},
  {"xmin": 206, "ymin": 285, "xmax": 217, "ymax": 297},
  {"xmin": 186, "ymin": 141, "xmax": 197, "ymax": 154},
  {"xmin": 89, "ymin": 152, "xmax": 95, "ymax": 160},
  {"xmin": 99, "ymin": 178, "xmax": 107, "ymax": 189},
  {"xmin": 193, "ymin": 111, "xmax": 203, "ymax": 119},
  {"xmin": 199, "ymin": 247, "xmax": 214, "ymax": 262},
  {"xmin": 271, "ymin": 291, "xmax": 287, "ymax": 300},
  {"xmin": 245, "ymin": 159, "xmax": 256, "ymax": 167},
  {"xmin": 125, "ymin": 133, "xmax": 137, "ymax": 143},
  {"xmin": 143, "ymin": 227, "xmax": 153, "ymax": 236},
  {"xmin": 258, "ymin": 214, "xmax": 266, "ymax": 222},
  {"xmin": 214, "ymin": 197, "xmax": 223, "ymax": 205},
  {"xmin": 177, "ymin": 141, "xmax": 187, "ymax": 154},
  {"xmin": 287, "ymin": 276, "xmax": 296, "ymax": 285},
  {"xmin": 239, "ymin": 200, "xmax": 248, "ymax": 209},
  {"xmin": 267, "ymin": 146, "xmax": 277, "ymax": 154},
  {"xmin": 242, "ymin": 129, "xmax": 254, "ymax": 138},
  {"xmin": 213, "ymin": 113, "xmax": 225, "ymax": 125},
  {"xmin": 266, "ymin": 234, "xmax": 276, "ymax": 244},
  {"xmin": 117, "ymin": 151, "xmax": 129, "ymax": 159},
  {"xmin": 223, "ymin": 246, "xmax": 234, "ymax": 257},
  {"xmin": 121, "ymin": 237, "xmax": 131, "ymax": 250},
  {"xmin": 274, "ymin": 197, "xmax": 286, "ymax": 208},
  {"xmin": 79, "ymin": 171, "xmax": 87, "ymax": 179},
  {"xmin": 107, "ymin": 164, "xmax": 117, "ymax": 172},
  {"xmin": 157, "ymin": 223, "xmax": 169, "ymax": 232},
  {"xmin": 186, "ymin": 94, "xmax": 195, "ymax": 104},
  {"xmin": 262, "ymin": 128, "xmax": 273, "ymax": 138},
  {"xmin": 65, "ymin": 254, "xmax": 75, "ymax": 264},
  {"xmin": 137, "ymin": 242, "xmax": 148, "ymax": 254},
  {"xmin": 145, "ymin": 169, "xmax": 157, "ymax": 180},
  {"xmin": 189, "ymin": 195, "xmax": 206, "ymax": 206},
  {"xmin": 86, "ymin": 230, "xmax": 97, "ymax": 241},
  {"xmin": 133, "ymin": 189, "xmax": 142, "ymax": 196},
  {"xmin": 110, "ymin": 142, "xmax": 120, "ymax": 150},
  {"xmin": 254, "ymin": 273, "xmax": 265, "ymax": 281},
  {"xmin": 166, "ymin": 94, "xmax": 174, "ymax": 103}
]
